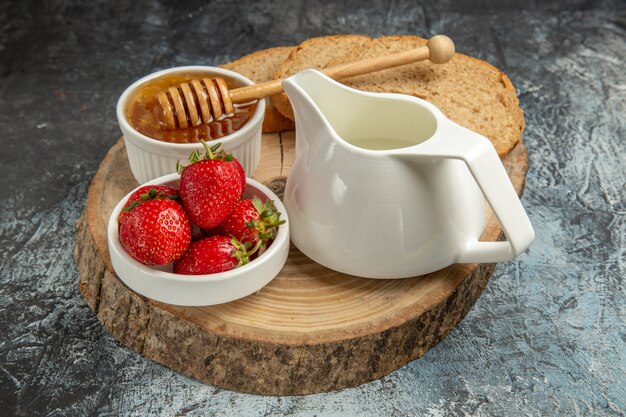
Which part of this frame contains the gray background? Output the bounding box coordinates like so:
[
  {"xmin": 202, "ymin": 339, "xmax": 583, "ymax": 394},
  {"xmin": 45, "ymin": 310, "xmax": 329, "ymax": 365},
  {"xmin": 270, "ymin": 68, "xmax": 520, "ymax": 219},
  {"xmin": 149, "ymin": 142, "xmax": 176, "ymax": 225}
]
[{"xmin": 1, "ymin": 0, "xmax": 624, "ymax": 415}]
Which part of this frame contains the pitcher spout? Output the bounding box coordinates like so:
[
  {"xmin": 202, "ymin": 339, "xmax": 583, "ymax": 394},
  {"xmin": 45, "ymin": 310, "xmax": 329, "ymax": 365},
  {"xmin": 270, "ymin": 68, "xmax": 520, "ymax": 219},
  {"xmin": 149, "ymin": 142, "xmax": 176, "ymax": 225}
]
[{"xmin": 281, "ymin": 70, "xmax": 341, "ymax": 151}]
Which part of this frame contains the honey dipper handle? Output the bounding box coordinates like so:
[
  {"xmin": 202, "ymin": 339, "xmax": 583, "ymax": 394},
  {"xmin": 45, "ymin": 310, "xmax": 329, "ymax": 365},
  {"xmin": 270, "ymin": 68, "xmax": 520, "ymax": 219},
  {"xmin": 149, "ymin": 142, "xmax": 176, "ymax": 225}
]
[
  {"xmin": 229, "ymin": 35, "xmax": 455, "ymax": 103},
  {"xmin": 323, "ymin": 35, "xmax": 455, "ymax": 79},
  {"xmin": 230, "ymin": 79, "xmax": 284, "ymax": 103}
]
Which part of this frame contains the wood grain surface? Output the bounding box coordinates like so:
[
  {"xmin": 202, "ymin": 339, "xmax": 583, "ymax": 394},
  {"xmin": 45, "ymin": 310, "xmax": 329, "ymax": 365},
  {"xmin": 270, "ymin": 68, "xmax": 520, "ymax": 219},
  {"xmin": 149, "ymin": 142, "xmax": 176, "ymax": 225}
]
[{"xmin": 74, "ymin": 133, "xmax": 527, "ymax": 395}]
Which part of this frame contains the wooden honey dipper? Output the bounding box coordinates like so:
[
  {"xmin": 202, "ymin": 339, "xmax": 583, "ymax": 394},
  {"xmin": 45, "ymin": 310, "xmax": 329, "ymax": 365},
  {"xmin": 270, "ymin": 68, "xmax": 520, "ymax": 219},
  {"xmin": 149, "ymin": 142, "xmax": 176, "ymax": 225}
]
[{"xmin": 157, "ymin": 35, "xmax": 455, "ymax": 130}]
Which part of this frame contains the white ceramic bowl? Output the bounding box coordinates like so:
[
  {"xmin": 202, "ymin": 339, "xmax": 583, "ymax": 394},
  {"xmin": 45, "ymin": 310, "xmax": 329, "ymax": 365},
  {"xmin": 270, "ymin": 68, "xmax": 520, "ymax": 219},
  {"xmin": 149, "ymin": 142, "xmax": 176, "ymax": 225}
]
[
  {"xmin": 117, "ymin": 66, "xmax": 266, "ymax": 184},
  {"xmin": 107, "ymin": 174, "xmax": 289, "ymax": 306}
]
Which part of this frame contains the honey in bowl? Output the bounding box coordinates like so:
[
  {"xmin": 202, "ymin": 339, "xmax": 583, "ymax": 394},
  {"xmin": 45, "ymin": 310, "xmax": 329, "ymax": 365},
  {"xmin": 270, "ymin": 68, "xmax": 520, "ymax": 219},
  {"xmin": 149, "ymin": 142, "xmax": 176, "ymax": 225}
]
[{"xmin": 125, "ymin": 72, "xmax": 257, "ymax": 143}]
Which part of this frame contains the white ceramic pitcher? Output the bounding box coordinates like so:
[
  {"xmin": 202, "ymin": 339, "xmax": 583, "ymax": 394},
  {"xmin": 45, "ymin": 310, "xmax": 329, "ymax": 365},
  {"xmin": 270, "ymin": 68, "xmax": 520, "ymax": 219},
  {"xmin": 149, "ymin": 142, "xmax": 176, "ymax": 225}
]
[{"xmin": 281, "ymin": 70, "xmax": 534, "ymax": 278}]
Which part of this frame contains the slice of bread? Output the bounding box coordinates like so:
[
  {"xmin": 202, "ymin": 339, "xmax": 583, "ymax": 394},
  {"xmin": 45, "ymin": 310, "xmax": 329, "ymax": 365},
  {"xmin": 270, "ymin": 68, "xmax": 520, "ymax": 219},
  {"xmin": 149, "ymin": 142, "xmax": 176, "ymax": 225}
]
[
  {"xmin": 271, "ymin": 34, "xmax": 371, "ymax": 122},
  {"xmin": 278, "ymin": 35, "xmax": 524, "ymax": 157},
  {"xmin": 220, "ymin": 46, "xmax": 296, "ymax": 133}
]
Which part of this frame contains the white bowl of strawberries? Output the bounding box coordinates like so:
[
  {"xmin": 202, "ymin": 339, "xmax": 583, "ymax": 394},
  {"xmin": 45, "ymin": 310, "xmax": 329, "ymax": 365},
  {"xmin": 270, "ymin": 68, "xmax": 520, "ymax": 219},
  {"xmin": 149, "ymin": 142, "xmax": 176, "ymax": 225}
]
[{"xmin": 107, "ymin": 142, "xmax": 289, "ymax": 306}]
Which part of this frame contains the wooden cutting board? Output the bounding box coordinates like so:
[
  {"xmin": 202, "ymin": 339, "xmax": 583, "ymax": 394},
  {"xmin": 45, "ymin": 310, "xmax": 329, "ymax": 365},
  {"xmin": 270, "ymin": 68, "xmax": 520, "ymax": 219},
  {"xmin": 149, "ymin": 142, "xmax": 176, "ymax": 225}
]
[{"xmin": 74, "ymin": 132, "xmax": 527, "ymax": 395}]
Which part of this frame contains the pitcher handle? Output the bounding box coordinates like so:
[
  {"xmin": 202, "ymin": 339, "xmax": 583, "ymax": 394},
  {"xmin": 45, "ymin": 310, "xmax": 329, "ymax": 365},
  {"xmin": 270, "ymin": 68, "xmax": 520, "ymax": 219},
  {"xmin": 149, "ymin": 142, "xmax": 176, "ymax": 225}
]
[{"xmin": 417, "ymin": 121, "xmax": 535, "ymax": 263}]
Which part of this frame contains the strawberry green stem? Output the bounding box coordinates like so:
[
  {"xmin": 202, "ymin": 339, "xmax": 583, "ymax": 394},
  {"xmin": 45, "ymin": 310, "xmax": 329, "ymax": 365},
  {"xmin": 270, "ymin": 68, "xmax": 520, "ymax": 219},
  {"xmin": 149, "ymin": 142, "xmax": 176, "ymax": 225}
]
[
  {"xmin": 200, "ymin": 139, "xmax": 222, "ymax": 160},
  {"xmin": 177, "ymin": 141, "xmax": 233, "ymax": 174},
  {"xmin": 247, "ymin": 239, "xmax": 263, "ymax": 257}
]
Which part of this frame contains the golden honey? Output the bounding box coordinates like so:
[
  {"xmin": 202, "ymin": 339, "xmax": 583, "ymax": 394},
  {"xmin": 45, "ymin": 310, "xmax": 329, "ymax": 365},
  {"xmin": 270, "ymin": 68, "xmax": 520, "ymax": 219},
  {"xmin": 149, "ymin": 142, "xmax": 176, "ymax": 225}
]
[{"xmin": 125, "ymin": 72, "xmax": 257, "ymax": 143}]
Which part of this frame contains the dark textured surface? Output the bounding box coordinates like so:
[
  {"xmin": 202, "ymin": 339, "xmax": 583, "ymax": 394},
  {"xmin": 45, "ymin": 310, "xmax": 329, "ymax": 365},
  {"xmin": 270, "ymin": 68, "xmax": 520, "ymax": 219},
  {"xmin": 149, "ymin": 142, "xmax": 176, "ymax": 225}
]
[{"xmin": 1, "ymin": 0, "xmax": 624, "ymax": 415}]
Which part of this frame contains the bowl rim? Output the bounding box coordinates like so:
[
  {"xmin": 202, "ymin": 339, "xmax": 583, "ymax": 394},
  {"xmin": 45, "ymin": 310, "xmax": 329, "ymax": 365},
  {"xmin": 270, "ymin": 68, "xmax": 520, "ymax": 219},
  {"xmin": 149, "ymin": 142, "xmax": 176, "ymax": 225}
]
[
  {"xmin": 107, "ymin": 173, "xmax": 289, "ymax": 283},
  {"xmin": 115, "ymin": 65, "xmax": 266, "ymax": 149}
]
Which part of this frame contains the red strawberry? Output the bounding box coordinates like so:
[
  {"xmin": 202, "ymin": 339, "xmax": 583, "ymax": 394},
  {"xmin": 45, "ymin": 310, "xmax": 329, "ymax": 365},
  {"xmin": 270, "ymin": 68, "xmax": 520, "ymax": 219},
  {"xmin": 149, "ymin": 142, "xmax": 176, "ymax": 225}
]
[
  {"xmin": 216, "ymin": 196, "xmax": 285, "ymax": 253},
  {"xmin": 178, "ymin": 141, "xmax": 244, "ymax": 229},
  {"xmin": 173, "ymin": 236, "xmax": 251, "ymax": 275},
  {"xmin": 123, "ymin": 185, "xmax": 179, "ymax": 210},
  {"xmin": 118, "ymin": 198, "xmax": 191, "ymax": 266}
]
